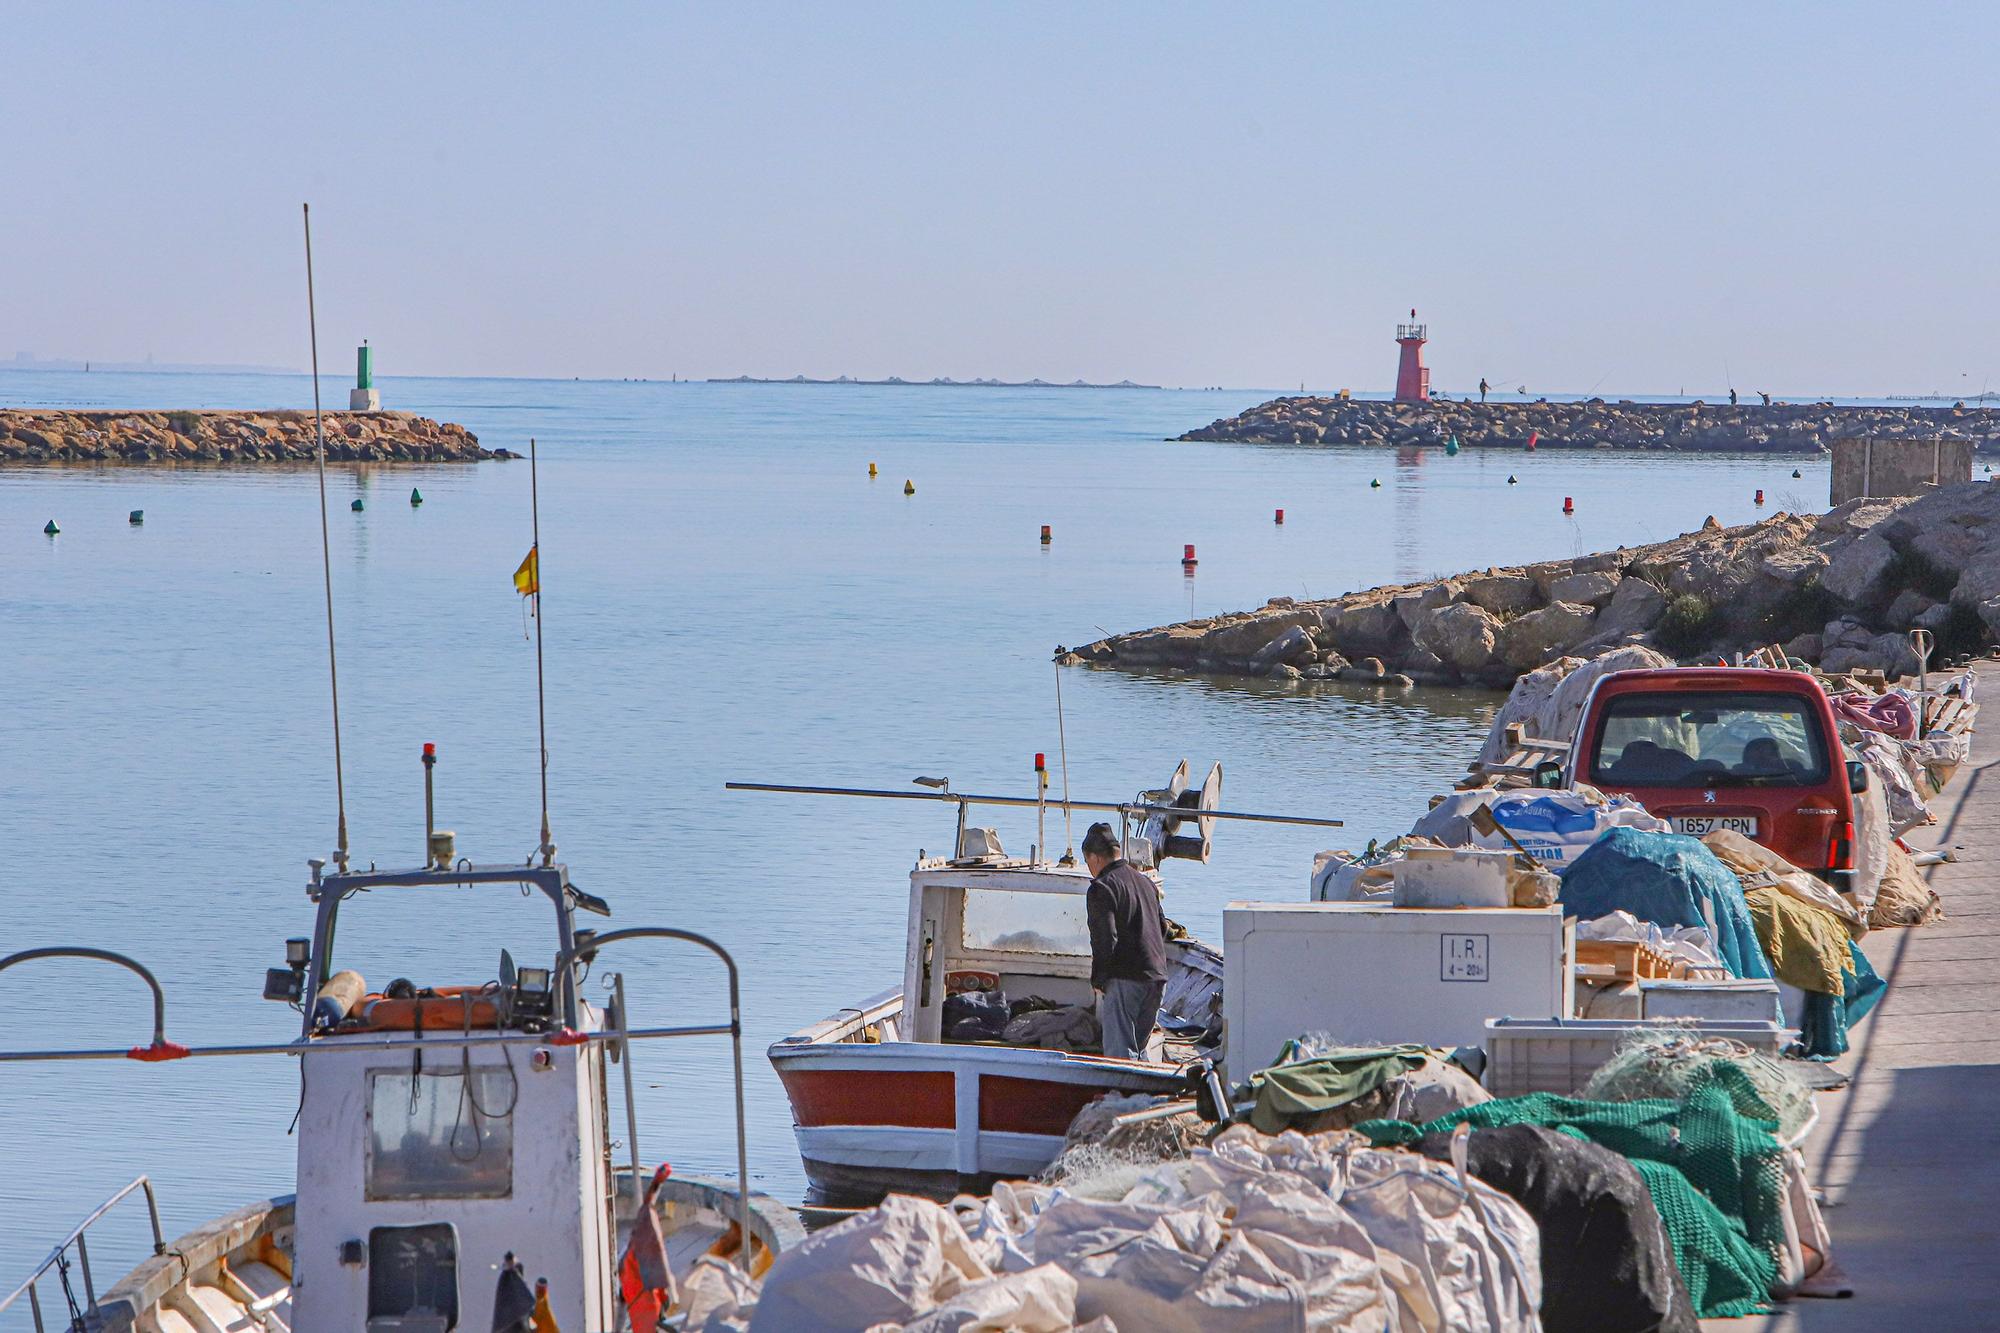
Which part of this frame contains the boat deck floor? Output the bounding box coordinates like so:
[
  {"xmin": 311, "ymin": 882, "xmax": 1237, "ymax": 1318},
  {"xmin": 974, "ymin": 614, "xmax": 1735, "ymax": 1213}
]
[{"xmin": 1708, "ymin": 660, "xmax": 2000, "ymax": 1328}]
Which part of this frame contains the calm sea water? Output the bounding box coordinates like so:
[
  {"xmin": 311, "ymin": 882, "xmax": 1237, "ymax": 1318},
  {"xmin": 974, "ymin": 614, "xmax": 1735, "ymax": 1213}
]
[{"xmin": 0, "ymin": 368, "xmax": 1828, "ymax": 1298}]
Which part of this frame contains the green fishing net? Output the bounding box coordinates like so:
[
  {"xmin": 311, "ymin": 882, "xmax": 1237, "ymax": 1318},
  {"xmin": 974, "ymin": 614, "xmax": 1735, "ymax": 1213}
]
[
  {"xmin": 1582, "ymin": 1024, "xmax": 1816, "ymax": 1143},
  {"xmin": 1358, "ymin": 1065, "xmax": 1787, "ymax": 1318}
]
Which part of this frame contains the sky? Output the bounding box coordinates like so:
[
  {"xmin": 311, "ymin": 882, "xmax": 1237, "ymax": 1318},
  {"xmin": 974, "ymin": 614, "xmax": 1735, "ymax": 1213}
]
[{"xmin": 3, "ymin": 2, "xmax": 1996, "ymax": 395}]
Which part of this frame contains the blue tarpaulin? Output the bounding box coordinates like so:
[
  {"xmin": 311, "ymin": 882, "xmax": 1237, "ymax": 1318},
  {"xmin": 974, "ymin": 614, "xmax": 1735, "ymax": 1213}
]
[
  {"xmin": 1559, "ymin": 827, "xmax": 1774, "ymax": 980},
  {"xmin": 1798, "ymin": 940, "xmax": 1887, "ymax": 1059}
]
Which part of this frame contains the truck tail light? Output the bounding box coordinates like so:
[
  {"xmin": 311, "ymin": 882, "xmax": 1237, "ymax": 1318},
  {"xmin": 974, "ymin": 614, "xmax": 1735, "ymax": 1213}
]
[{"xmin": 1829, "ymin": 820, "xmax": 1855, "ymax": 872}]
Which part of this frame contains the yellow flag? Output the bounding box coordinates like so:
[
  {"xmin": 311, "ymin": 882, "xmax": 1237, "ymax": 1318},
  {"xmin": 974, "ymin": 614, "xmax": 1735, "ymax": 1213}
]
[{"xmin": 513, "ymin": 545, "xmax": 539, "ymax": 596}]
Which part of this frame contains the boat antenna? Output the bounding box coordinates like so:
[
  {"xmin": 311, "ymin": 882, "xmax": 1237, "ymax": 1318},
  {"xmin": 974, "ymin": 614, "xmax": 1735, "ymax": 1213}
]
[
  {"xmin": 530, "ymin": 437, "xmax": 555, "ymax": 866},
  {"xmin": 1053, "ymin": 659, "xmax": 1074, "ymax": 861},
  {"xmin": 302, "ymin": 202, "xmax": 349, "ymax": 873}
]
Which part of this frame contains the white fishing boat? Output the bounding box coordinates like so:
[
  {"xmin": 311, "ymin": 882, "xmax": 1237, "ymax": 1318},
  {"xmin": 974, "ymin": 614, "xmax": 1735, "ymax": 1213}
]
[
  {"xmin": 737, "ymin": 763, "xmax": 1342, "ymax": 1202},
  {"xmin": 0, "ymin": 840, "xmax": 804, "ymax": 1333}
]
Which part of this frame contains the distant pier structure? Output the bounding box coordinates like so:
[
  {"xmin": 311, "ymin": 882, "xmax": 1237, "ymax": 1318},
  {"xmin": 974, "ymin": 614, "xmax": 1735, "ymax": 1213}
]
[
  {"xmin": 350, "ymin": 340, "xmax": 380, "ymax": 411},
  {"xmin": 1393, "ymin": 311, "xmax": 1429, "ymax": 403}
]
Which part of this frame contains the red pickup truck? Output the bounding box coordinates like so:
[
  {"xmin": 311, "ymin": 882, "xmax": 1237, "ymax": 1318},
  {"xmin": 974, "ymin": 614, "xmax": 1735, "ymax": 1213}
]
[{"xmin": 1567, "ymin": 667, "xmax": 1870, "ymax": 884}]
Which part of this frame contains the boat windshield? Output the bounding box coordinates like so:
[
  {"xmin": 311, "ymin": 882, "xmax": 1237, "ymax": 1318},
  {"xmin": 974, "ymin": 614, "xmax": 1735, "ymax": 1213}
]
[
  {"xmin": 1590, "ymin": 691, "xmax": 1829, "ymax": 788},
  {"xmin": 960, "ymin": 887, "xmax": 1090, "ymax": 956}
]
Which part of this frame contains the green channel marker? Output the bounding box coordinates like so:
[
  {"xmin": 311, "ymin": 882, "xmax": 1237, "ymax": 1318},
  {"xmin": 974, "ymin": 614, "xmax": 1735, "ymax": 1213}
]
[
  {"xmin": 130, "ymin": 510, "xmax": 144, "ymax": 525},
  {"xmin": 410, "ymin": 488, "xmax": 423, "ymax": 506},
  {"xmin": 43, "ymin": 519, "xmax": 59, "ymax": 534},
  {"xmin": 351, "ymin": 498, "xmax": 365, "ymax": 512}
]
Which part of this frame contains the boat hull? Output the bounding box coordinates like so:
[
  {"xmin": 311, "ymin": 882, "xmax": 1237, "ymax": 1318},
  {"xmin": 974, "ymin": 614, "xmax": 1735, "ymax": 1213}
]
[
  {"xmin": 771, "ymin": 1035, "xmax": 1184, "ymax": 1204},
  {"xmin": 81, "ymin": 1174, "xmax": 801, "ymax": 1331}
]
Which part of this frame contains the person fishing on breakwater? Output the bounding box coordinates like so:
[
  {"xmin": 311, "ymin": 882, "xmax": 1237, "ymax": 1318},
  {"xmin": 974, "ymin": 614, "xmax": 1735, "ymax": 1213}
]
[
  {"xmin": 1083, "ymin": 822, "xmax": 1167, "ymax": 1061},
  {"xmin": 1479, "ymin": 376, "xmax": 1489, "ymax": 403}
]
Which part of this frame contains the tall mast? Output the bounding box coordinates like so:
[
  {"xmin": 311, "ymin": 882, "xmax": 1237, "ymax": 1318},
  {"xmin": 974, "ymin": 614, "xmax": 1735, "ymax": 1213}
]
[{"xmin": 303, "ymin": 203, "xmax": 350, "ymax": 873}]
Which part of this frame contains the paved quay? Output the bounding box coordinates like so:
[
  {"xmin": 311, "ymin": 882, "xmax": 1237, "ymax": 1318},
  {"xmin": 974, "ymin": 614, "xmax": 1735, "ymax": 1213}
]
[{"xmin": 1717, "ymin": 662, "xmax": 2000, "ymax": 1329}]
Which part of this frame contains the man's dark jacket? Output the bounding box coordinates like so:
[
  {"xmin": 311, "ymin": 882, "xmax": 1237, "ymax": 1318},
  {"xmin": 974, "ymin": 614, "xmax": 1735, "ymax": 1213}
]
[{"xmin": 1086, "ymin": 858, "xmax": 1168, "ymax": 990}]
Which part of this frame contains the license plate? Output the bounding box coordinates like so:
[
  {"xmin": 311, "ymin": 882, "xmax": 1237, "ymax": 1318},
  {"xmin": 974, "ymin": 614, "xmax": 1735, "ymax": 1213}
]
[{"xmin": 1672, "ymin": 815, "xmax": 1758, "ymax": 837}]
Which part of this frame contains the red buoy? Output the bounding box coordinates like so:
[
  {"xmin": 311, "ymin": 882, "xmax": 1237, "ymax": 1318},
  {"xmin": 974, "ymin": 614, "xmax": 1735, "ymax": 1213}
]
[
  {"xmin": 1040, "ymin": 524, "xmax": 1052, "ymax": 544},
  {"xmin": 1754, "ymin": 490, "xmax": 1765, "ymax": 505},
  {"xmin": 1527, "ymin": 430, "xmax": 1540, "ymax": 451},
  {"xmin": 1563, "ymin": 496, "xmax": 1575, "ymax": 514},
  {"xmin": 1274, "ymin": 508, "xmax": 1285, "ymax": 524},
  {"xmin": 1182, "ymin": 543, "xmax": 1198, "ymax": 566}
]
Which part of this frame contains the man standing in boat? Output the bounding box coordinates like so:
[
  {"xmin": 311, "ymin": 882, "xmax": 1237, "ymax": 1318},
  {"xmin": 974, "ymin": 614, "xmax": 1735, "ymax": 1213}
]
[{"xmin": 1083, "ymin": 822, "xmax": 1168, "ymax": 1061}]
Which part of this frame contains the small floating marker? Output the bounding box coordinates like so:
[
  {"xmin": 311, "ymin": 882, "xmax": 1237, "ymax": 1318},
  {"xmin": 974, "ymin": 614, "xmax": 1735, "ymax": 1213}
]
[
  {"xmin": 1369, "ymin": 478, "xmax": 1382, "ymax": 489},
  {"xmin": 868, "ymin": 462, "xmax": 878, "ymax": 478},
  {"xmin": 43, "ymin": 519, "xmax": 59, "ymax": 535},
  {"xmin": 1507, "ymin": 475, "xmax": 1518, "ymax": 484},
  {"xmin": 1563, "ymin": 496, "xmax": 1575, "ymax": 515},
  {"xmin": 1182, "ymin": 543, "xmax": 1198, "ymax": 567},
  {"xmin": 1526, "ymin": 430, "xmax": 1540, "ymax": 451},
  {"xmin": 903, "ymin": 479, "xmax": 915, "ymax": 495},
  {"xmin": 1274, "ymin": 508, "xmax": 1284, "ymax": 524},
  {"xmin": 351, "ymin": 498, "xmax": 365, "ymax": 512},
  {"xmin": 1754, "ymin": 489, "xmax": 1765, "ymax": 505},
  {"xmin": 1792, "ymin": 469, "xmax": 1803, "ymax": 479},
  {"xmin": 410, "ymin": 488, "xmax": 424, "ymax": 507},
  {"xmin": 1445, "ymin": 435, "xmax": 1460, "ymax": 456},
  {"xmin": 128, "ymin": 510, "xmax": 144, "ymax": 525},
  {"xmin": 1040, "ymin": 524, "xmax": 1052, "ymax": 544}
]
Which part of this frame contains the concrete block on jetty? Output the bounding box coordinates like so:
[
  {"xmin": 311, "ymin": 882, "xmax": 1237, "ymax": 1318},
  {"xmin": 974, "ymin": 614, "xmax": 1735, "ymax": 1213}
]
[
  {"xmin": 1061, "ymin": 481, "xmax": 2000, "ymax": 686},
  {"xmin": 0, "ymin": 409, "xmax": 505, "ymax": 464},
  {"xmin": 1177, "ymin": 396, "xmax": 2000, "ymax": 453}
]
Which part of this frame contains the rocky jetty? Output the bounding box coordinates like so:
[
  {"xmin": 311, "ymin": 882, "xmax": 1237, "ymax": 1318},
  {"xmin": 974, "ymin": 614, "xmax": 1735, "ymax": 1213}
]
[
  {"xmin": 0, "ymin": 410, "xmax": 504, "ymax": 464},
  {"xmin": 1063, "ymin": 482, "xmax": 2000, "ymax": 687},
  {"xmin": 1178, "ymin": 396, "xmax": 2000, "ymax": 453}
]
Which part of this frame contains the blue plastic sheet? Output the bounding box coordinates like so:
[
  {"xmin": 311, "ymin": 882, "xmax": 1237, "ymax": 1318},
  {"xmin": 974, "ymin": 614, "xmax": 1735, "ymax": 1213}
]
[
  {"xmin": 1798, "ymin": 940, "xmax": 1887, "ymax": 1059},
  {"xmin": 1492, "ymin": 794, "xmax": 1602, "ymax": 837},
  {"xmin": 1559, "ymin": 828, "xmax": 1774, "ymax": 980}
]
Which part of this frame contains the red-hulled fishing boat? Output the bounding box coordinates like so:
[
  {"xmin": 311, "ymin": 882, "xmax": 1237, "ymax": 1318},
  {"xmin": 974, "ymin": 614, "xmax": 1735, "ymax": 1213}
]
[{"xmin": 735, "ymin": 763, "xmax": 1342, "ymax": 1203}]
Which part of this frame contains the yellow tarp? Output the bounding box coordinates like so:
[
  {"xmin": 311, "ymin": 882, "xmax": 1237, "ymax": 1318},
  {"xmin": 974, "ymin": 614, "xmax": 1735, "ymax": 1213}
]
[{"xmin": 1744, "ymin": 886, "xmax": 1850, "ymax": 996}]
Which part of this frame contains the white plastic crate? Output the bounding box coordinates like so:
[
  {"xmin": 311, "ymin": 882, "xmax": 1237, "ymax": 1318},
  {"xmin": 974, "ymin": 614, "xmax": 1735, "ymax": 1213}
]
[
  {"xmin": 1483, "ymin": 1017, "xmax": 1793, "ymax": 1097},
  {"xmin": 1639, "ymin": 978, "xmax": 1783, "ymax": 1024}
]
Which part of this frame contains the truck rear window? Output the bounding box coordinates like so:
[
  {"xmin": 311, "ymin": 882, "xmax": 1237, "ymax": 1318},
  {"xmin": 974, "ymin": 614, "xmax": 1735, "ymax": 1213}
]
[{"xmin": 1589, "ymin": 691, "xmax": 1829, "ymax": 788}]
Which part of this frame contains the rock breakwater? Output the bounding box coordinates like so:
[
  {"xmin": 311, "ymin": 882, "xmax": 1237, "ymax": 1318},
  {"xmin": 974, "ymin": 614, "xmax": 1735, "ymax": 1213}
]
[
  {"xmin": 1179, "ymin": 397, "xmax": 2000, "ymax": 453},
  {"xmin": 0, "ymin": 410, "xmax": 503, "ymax": 464},
  {"xmin": 1063, "ymin": 482, "xmax": 2000, "ymax": 687}
]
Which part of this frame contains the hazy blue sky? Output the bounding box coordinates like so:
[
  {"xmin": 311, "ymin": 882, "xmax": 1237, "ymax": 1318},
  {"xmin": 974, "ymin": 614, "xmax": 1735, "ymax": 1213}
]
[{"xmin": 4, "ymin": 3, "xmax": 1994, "ymax": 393}]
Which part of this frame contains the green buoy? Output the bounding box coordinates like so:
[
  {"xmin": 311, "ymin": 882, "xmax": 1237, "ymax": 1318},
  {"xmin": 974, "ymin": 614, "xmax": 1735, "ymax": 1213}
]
[
  {"xmin": 1369, "ymin": 478, "xmax": 1381, "ymax": 489},
  {"xmin": 43, "ymin": 519, "xmax": 59, "ymax": 534},
  {"xmin": 351, "ymin": 498, "xmax": 365, "ymax": 512},
  {"xmin": 1792, "ymin": 469, "xmax": 1802, "ymax": 478},
  {"xmin": 1507, "ymin": 475, "xmax": 1518, "ymax": 484},
  {"xmin": 129, "ymin": 510, "xmax": 144, "ymax": 525},
  {"xmin": 410, "ymin": 488, "xmax": 423, "ymax": 507},
  {"xmin": 1445, "ymin": 435, "xmax": 1460, "ymax": 456}
]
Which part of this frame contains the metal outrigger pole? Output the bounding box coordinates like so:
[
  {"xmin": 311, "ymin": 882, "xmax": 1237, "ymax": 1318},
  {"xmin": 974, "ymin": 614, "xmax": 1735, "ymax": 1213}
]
[{"xmin": 725, "ymin": 778, "xmax": 1344, "ymax": 841}]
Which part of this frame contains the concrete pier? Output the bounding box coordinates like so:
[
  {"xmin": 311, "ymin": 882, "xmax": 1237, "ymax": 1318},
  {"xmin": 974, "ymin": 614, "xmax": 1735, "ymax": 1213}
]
[{"xmin": 1717, "ymin": 662, "xmax": 2000, "ymax": 1328}]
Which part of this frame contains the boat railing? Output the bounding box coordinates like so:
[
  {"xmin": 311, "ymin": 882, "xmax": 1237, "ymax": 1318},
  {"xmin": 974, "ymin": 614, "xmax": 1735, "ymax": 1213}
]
[{"xmin": 0, "ymin": 1176, "xmax": 165, "ymax": 1332}]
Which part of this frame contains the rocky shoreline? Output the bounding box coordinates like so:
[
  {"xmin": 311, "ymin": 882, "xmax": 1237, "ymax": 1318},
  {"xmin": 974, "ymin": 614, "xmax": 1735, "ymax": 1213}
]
[
  {"xmin": 1178, "ymin": 396, "xmax": 2000, "ymax": 453},
  {"xmin": 1061, "ymin": 482, "xmax": 2000, "ymax": 687},
  {"xmin": 0, "ymin": 410, "xmax": 504, "ymax": 464}
]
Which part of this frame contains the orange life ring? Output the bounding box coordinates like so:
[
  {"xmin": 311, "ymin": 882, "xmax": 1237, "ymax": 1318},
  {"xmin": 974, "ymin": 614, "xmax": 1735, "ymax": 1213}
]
[{"xmin": 351, "ymin": 985, "xmax": 503, "ymax": 1031}]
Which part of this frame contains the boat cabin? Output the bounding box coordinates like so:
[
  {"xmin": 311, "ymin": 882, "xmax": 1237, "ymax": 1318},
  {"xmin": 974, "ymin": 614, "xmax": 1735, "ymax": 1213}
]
[
  {"xmin": 287, "ymin": 862, "xmax": 615, "ymax": 1333},
  {"xmin": 902, "ymin": 851, "xmax": 1166, "ymax": 1058}
]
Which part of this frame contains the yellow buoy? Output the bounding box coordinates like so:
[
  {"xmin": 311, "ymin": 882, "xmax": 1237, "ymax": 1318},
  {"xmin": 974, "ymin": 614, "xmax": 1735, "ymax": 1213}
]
[
  {"xmin": 904, "ymin": 479, "xmax": 916, "ymax": 495},
  {"xmin": 869, "ymin": 462, "xmax": 878, "ymax": 478}
]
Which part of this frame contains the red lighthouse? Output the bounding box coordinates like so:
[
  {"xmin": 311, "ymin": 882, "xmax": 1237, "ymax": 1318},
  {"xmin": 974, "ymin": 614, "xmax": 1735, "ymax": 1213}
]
[{"xmin": 1394, "ymin": 310, "xmax": 1430, "ymax": 403}]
